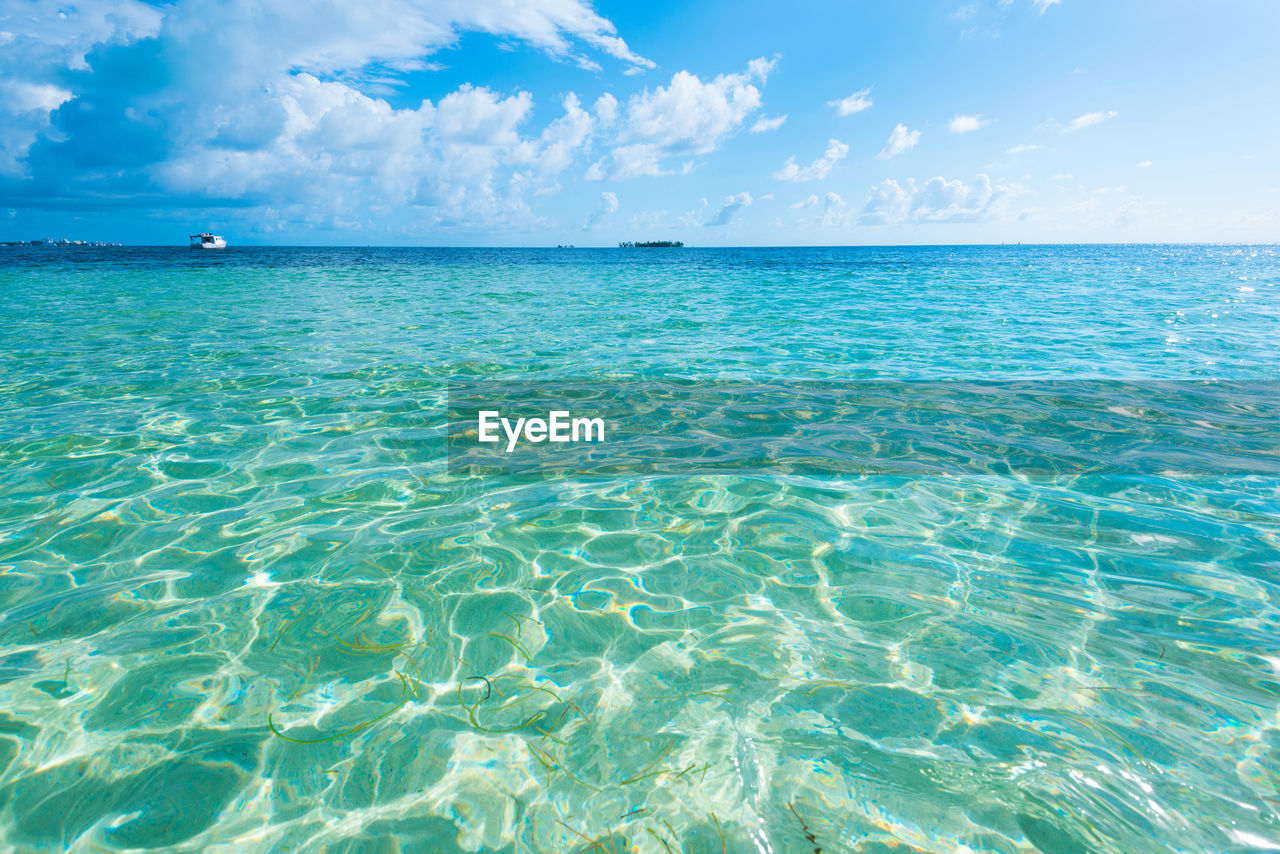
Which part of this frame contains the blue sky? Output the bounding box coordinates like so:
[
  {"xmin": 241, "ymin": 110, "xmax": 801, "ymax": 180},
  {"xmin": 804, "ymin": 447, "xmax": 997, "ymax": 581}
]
[{"xmin": 1, "ymin": 0, "xmax": 1277, "ymax": 245}]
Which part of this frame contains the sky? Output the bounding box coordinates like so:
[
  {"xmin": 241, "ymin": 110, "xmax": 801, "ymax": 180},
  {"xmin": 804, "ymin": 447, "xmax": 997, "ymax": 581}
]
[{"xmin": 1, "ymin": 0, "xmax": 1278, "ymax": 246}]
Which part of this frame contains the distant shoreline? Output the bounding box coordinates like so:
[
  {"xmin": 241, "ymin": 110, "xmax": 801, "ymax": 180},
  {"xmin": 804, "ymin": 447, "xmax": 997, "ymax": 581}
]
[{"xmin": 1, "ymin": 239, "xmax": 122, "ymax": 247}]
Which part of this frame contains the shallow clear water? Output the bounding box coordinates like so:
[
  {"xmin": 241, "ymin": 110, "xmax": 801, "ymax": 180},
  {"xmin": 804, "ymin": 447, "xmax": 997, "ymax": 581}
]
[{"xmin": 1, "ymin": 245, "xmax": 1279, "ymax": 852}]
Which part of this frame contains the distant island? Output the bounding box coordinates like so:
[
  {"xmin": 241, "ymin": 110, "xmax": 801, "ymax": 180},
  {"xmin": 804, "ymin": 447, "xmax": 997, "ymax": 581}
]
[
  {"xmin": 618, "ymin": 241, "xmax": 684, "ymax": 248},
  {"xmin": 2, "ymin": 238, "xmax": 122, "ymax": 247}
]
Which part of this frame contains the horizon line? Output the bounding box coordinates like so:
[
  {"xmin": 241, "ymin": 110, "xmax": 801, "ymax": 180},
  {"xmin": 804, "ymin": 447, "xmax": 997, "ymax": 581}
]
[{"xmin": 3, "ymin": 241, "xmax": 1278, "ymax": 250}]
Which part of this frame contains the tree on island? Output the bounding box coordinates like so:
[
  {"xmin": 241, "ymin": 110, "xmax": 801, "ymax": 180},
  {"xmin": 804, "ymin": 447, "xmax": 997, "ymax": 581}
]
[{"xmin": 618, "ymin": 240, "xmax": 684, "ymax": 248}]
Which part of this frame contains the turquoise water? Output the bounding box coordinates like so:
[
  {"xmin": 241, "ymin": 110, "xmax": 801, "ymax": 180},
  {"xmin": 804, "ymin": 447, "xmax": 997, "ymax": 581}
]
[{"xmin": 1, "ymin": 244, "xmax": 1279, "ymax": 852}]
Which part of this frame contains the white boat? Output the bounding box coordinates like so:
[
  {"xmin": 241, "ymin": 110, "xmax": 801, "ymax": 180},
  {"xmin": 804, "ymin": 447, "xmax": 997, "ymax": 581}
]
[{"xmin": 189, "ymin": 233, "xmax": 227, "ymax": 249}]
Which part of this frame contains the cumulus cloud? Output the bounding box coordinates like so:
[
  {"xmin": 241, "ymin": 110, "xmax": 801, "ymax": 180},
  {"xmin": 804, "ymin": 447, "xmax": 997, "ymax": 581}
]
[
  {"xmin": 911, "ymin": 175, "xmax": 1002, "ymax": 221},
  {"xmin": 876, "ymin": 123, "xmax": 921, "ymax": 159},
  {"xmin": 829, "ymin": 89, "xmax": 873, "ymax": 116},
  {"xmin": 583, "ymin": 190, "xmax": 618, "ymax": 229},
  {"xmin": 1006, "ymin": 143, "xmax": 1040, "ymax": 154},
  {"xmin": 860, "ymin": 180, "xmax": 913, "ymax": 225},
  {"xmin": 750, "ymin": 115, "xmax": 787, "ymax": 133},
  {"xmin": 0, "ymin": 0, "xmax": 161, "ymax": 174},
  {"xmin": 525, "ymin": 94, "xmax": 594, "ymax": 176},
  {"xmin": 593, "ymin": 93, "xmax": 619, "ymax": 124},
  {"xmin": 773, "ymin": 138, "xmax": 849, "ymax": 181},
  {"xmin": 0, "ymin": 0, "xmax": 161, "ymax": 86},
  {"xmin": 817, "ymin": 192, "xmax": 851, "ymax": 227},
  {"xmin": 0, "ymin": 81, "xmax": 74, "ymax": 175},
  {"xmin": 0, "ymin": 0, "xmax": 656, "ymax": 230},
  {"xmin": 948, "ymin": 114, "xmax": 990, "ymax": 133},
  {"xmin": 707, "ymin": 191, "xmax": 753, "ymax": 226},
  {"xmin": 153, "ymin": 74, "xmax": 563, "ymax": 227},
  {"xmin": 1063, "ymin": 110, "xmax": 1117, "ymax": 132},
  {"xmin": 791, "ymin": 194, "xmax": 819, "ymax": 210},
  {"xmin": 860, "ymin": 174, "xmax": 1008, "ymax": 224},
  {"xmin": 594, "ymin": 58, "xmax": 775, "ymax": 179},
  {"xmin": 583, "ymin": 159, "xmax": 608, "ymax": 181}
]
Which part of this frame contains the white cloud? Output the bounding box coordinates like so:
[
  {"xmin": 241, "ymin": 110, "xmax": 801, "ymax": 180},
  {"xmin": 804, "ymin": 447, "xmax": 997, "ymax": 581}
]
[
  {"xmin": 792, "ymin": 194, "xmax": 819, "ymax": 210},
  {"xmin": 707, "ymin": 191, "xmax": 753, "ymax": 226},
  {"xmin": 876, "ymin": 124, "xmax": 921, "ymax": 159},
  {"xmin": 795, "ymin": 191, "xmax": 851, "ymax": 228},
  {"xmin": 593, "ymin": 93, "xmax": 619, "ymax": 125},
  {"xmin": 860, "ymin": 179, "xmax": 913, "ymax": 224},
  {"xmin": 583, "ymin": 190, "xmax": 618, "ymax": 229},
  {"xmin": 524, "ymin": 94, "xmax": 593, "ymax": 175},
  {"xmin": 149, "ymin": 69, "xmax": 615, "ymax": 233},
  {"xmin": 162, "ymin": 0, "xmax": 654, "ymax": 86},
  {"xmin": 829, "ymin": 88, "xmax": 873, "ymax": 116},
  {"xmin": 434, "ymin": 83, "xmax": 532, "ymax": 145},
  {"xmin": 0, "ymin": 81, "xmax": 74, "ymax": 174},
  {"xmin": 0, "ymin": 0, "xmax": 653, "ymax": 229},
  {"xmin": 0, "ymin": 0, "xmax": 161, "ymax": 174},
  {"xmin": 1006, "ymin": 143, "xmax": 1040, "ymax": 154},
  {"xmin": 1063, "ymin": 110, "xmax": 1117, "ymax": 132},
  {"xmin": 773, "ymin": 138, "xmax": 849, "ymax": 181},
  {"xmin": 271, "ymin": 0, "xmax": 653, "ymax": 75},
  {"xmin": 596, "ymin": 58, "xmax": 775, "ymax": 179},
  {"xmin": 622, "ymin": 61, "xmax": 773, "ymax": 149},
  {"xmin": 0, "ymin": 0, "xmax": 162, "ymax": 72},
  {"xmin": 677, "ymin": 198, "xmax": 709, "ymax": 229},
  {"xmin": 949, "ymin": 114, "xmax": 990, "ymax": 134},
  {"xmin": 2, "ymin": 81, "xmax": 73, "ymax": 114},
  {"xmin": 607, "ymin": 144, "xmax": 667, "ymax": 180},
  {"xmin": 998, "ymin": 0, "xmax": 1061, "ymax": 9},
  {"xmin": 819, "ymin": 192, "xmax": 851, "ymax": 227},
  {"xmin": 860, "ymin": 174, "xmax": 1008, "ymax": 224},
  {"xmin": 1136, "ymin": 160, "xmax": 1153, "ymax": 168},
  {"xmin": 912, "ymin": 175, "xmax": 1000, "ymax": 221},
  {"xmin": 750, "ymin": 114, "xmax": 788, "ymax": 133}
]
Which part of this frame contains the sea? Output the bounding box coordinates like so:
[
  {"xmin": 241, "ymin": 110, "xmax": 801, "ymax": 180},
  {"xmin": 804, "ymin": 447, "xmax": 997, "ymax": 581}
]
[{"xmin": 1, "ymin": 244, "xmax": 1278, "ymax": 852}]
